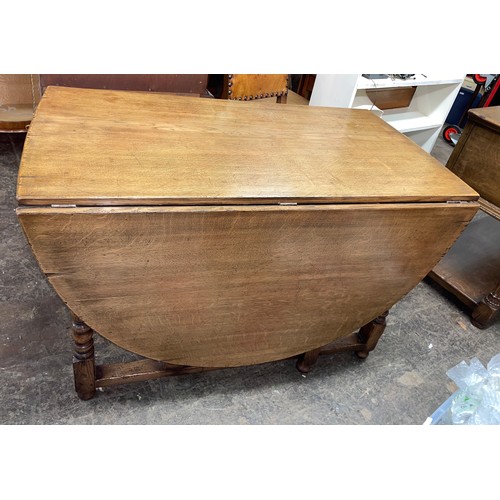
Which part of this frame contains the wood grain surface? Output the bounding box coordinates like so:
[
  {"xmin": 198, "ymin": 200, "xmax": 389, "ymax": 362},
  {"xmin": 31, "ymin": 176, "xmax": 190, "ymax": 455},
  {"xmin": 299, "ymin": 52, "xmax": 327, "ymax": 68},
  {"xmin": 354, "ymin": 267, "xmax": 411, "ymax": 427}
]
[
  {"xmin": 446, "ymin": 117, "xmax": 500, "ymax": 208},
  {"xmin": 17, "ymin": 86, "xmax": 477, "ymax": 206},
  {"xmin": 429, "ymin": 213, "xmax": 500, "ymax": 308},
  {"xmin": 18, "ymin": 203, "xmax": 477, "ymax": 367},
  {"xmin": 479, "ymin": 197, "xmax": 500, "ymax": 221},
  {"xmin": 365, "ymin": 87, "xmax": 416, "ymax": 110},
  {"xmin": 468, "ymin": 106, "xmax": 500, "ymax": 134}
]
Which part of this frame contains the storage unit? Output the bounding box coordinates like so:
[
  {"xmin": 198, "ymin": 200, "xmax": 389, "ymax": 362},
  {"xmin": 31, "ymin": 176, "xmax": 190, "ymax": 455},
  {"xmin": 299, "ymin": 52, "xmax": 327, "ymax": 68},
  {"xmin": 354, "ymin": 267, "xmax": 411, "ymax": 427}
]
[
  {"xmin": 16, "ymin": 86, "xmax": 478, "ymax": 399},
  {"xmin": 38, "ymin": 74, "xmax": 210, "ymax": 96},
  {"xmin": 309, "ymin": 74, "xmax": 464, "ymax": 153},
  {"xmin": 429, "ymin": 106, "xmax": 500, "ymax": 329}
]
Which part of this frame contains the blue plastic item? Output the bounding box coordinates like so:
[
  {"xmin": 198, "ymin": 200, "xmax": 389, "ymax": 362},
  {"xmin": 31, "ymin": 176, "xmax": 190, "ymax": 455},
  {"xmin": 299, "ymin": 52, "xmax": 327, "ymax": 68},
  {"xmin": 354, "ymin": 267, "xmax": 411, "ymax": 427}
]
[{"xmin": 446, "ymin": 87, "xmax": 482, "ymax": 127}]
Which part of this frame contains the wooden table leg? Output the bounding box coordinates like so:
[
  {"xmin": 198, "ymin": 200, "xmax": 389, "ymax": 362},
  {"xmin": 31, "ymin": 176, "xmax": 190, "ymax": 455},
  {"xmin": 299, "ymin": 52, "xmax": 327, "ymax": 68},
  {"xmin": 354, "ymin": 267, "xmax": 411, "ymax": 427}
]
[
  {"xmin": 68, "ymin": 311, "xmax": 391, "ymax": 397},
  {"xmin": 296, "ymin": 347, "xmax": 321, "ymax": 373},
  {"xmin": 71, "ymin": 313, "xmax": 96, "ymax": 400},
  {"xmin": 295, "ymin": 310, "xmax": 391, "ymax": 373},
  {"xmin": 355, "ymin": 310, "xmax": 389, "ymax": 359},
  {"xmin": 472, "ymin": 283, "xmax": 500, "ymax": 329}
]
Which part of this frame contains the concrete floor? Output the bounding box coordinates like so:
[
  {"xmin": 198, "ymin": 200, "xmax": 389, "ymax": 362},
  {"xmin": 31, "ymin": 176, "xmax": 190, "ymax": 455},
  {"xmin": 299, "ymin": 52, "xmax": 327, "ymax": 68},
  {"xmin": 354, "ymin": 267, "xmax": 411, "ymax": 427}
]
[{"xmin": 1, "ymin": 131, "xmax": 499, "ymax": 425}]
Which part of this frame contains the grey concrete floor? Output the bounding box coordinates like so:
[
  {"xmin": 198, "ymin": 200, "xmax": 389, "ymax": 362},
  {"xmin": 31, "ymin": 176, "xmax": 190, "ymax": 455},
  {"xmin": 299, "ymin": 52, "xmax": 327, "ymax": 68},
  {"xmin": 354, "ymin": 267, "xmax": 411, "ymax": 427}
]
[{"xmin": 1, "ymin": 131, "xmax": 499, "ymax": 425}]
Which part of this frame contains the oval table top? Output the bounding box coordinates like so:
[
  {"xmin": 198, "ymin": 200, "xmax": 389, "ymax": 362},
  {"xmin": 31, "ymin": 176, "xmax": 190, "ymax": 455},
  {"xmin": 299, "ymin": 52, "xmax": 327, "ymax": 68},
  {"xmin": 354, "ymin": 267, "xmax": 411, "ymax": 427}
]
[{"xmin": 17, "ymin": 86, "xmax": 477, "ymax": 206}]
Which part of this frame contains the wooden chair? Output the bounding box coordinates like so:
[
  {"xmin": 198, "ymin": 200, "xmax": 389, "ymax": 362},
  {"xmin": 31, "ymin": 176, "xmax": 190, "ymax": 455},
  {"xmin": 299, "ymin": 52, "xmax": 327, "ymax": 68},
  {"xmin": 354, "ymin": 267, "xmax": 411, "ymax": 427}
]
[{"xmin": 209, "ymin": 74, "xmax": 289, "ymax": 103}]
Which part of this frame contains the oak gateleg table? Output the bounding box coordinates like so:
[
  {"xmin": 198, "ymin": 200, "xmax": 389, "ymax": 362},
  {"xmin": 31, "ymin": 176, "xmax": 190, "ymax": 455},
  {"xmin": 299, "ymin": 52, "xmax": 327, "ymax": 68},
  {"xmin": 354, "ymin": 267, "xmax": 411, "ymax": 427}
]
[{"xmin": 16, "ymin": 86, "xmax": 478, "ymax": 399}]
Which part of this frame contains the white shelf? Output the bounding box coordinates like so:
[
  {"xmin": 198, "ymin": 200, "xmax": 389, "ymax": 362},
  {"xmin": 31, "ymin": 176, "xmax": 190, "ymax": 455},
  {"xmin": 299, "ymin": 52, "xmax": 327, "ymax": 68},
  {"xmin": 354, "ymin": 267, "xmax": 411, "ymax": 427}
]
[
  {"xmin": 381, "ymin": 110, "xmax": 442, "ymax": 133},
  {"xmin": 357, "ymin": 74, "xmax": 464, "ymax": 89},
  {"xmin": 351, "ymin": 93, "xmax": 383, "ymax": 117},
  {"xmin": 309, "ymin": 74, "xmax": 465, "ymax": 153}
]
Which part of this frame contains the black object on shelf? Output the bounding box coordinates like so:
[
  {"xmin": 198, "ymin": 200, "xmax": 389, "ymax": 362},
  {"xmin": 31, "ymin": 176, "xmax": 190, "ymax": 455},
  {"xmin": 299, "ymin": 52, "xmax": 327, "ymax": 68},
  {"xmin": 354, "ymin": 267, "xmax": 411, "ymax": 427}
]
[{"xmin": 389, "ymin": 74, "xmax": 415, "ymax": 80}]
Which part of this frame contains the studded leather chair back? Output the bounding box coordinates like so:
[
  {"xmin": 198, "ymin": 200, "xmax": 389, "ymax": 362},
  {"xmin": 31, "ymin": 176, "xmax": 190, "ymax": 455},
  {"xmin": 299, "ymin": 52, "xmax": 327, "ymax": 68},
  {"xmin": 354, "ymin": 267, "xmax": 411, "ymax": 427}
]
[{"xmin": 222, "ymin": 74, "xmax": 288, "ymax": 103}]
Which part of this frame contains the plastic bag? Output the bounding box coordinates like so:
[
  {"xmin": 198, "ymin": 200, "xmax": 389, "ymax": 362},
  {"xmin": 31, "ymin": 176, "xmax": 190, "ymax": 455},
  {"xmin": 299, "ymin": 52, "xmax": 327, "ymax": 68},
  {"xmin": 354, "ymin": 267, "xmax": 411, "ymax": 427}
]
[{"xmin": 443, "ymin": 354, "xmax": 500, "ymax": 425}]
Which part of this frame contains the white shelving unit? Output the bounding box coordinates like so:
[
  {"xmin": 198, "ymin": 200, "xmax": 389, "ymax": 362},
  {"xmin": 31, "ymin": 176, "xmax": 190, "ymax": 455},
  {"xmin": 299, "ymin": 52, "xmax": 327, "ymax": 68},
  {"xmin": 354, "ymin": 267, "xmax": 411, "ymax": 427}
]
[{"xmin": 309, "ymin": 74, "xmax": 465, "ymax": 153}]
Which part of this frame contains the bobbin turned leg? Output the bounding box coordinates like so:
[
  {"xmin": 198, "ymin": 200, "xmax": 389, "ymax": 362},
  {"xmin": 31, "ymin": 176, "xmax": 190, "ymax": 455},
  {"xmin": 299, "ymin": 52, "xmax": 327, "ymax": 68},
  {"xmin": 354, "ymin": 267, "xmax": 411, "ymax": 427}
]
[
  {"xmin": 71, "ymin": 313, "xmax": 96, "ymax": 400},
  {"xmin": 355, "ymin": 310, "xmax": 389, "ymax": 359},
  {"xmin": 472, "ymin": 284, "xmax": 500, "ymax": 329},
  {"xmin": 296, "ymin": 347, "xmax": 321, "ymax": 373}
]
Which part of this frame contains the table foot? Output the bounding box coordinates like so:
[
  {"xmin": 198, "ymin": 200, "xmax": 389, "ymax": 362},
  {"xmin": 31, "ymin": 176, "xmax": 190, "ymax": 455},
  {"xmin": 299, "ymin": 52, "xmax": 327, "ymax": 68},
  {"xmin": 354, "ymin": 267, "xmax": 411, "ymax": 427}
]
[
  {"xmin": 471, "ymin": 285, "xmax": 500, "ymax": 329},
  {"xmin": 296, "ymin": 348, "xmax": 321, "ymax": 373},
  {"xmin": 355, "ymin": 311, "xmax": 389, "ymax": 360}
]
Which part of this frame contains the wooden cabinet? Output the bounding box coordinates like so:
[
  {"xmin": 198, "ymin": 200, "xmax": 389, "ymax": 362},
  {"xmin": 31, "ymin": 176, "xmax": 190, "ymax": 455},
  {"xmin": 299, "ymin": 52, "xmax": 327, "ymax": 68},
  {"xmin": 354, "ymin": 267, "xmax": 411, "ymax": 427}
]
[
  {"xmin": 39, "ymin": 74, "xmax": 209, "ymax": 96},
  {"xmin": 297, "ymin": 74, "xmax": 316, "ymax": 100},
  {"xmin": 429, "ymin": 106, "xmax": 500, "ymax": 328},
  {"xmin": 309, "ymin": 74, "xmax": 464, "ymax": 153},
  {"xmin": 16, "ymin": 86, "xmax": 478, "ymax": 399}
]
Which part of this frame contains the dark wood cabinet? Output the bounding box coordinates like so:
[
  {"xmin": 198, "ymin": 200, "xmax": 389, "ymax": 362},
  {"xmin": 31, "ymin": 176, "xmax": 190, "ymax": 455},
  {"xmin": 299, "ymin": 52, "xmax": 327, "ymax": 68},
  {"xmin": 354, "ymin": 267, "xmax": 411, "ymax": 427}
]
[{"xmin": 429, "ymin": 106, "xmax": 500, "ymax": 328}]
